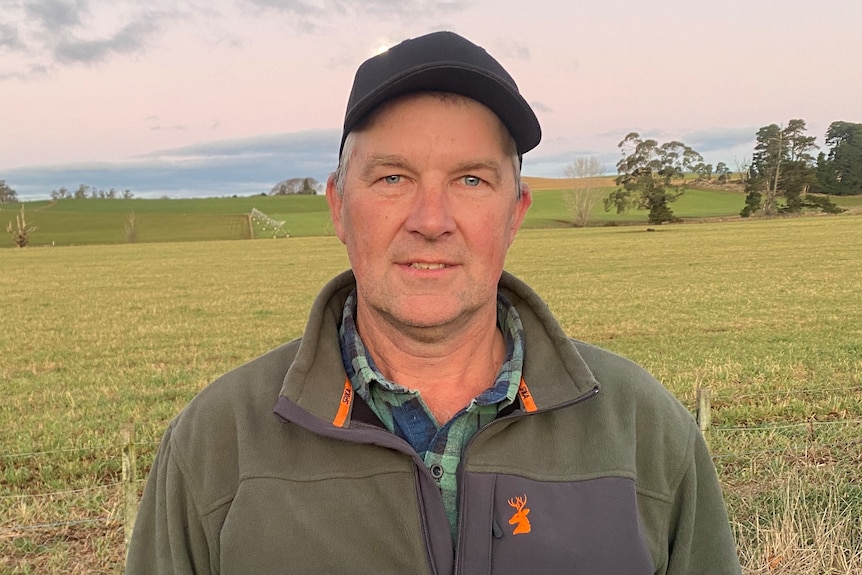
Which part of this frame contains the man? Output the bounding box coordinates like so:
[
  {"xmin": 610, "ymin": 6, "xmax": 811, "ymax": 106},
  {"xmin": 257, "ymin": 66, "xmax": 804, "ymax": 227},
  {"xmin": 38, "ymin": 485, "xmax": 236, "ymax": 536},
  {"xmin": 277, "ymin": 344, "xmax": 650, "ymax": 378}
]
[{"xmin": 127, "ymin": 31, "xmax": 740, "ymax": 574}]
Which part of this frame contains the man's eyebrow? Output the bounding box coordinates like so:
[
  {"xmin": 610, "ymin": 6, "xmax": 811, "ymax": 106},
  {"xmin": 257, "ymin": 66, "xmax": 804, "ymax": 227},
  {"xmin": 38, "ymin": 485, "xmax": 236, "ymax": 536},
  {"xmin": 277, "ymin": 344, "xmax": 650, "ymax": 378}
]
[
  {"xmin": 360, "ymin": 155, "xmax": 414, "ymax": 179},
  {"xmin": 359, "ymin": 156, "xmax": 505, "ymax": 182},
  {"xmin": 451, "ymin": 160, "xmax": 504, "ymax": 182}
]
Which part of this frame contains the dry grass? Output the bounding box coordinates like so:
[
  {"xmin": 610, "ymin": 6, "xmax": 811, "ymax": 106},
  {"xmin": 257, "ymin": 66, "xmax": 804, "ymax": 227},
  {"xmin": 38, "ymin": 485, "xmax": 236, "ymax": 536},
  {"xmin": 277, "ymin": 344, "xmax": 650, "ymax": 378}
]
[
  {"xmin": 523, "ymin": 175, "xmax": 618, "ymax": 190},
  {"xmin": 1, "ymin": 215, "xmax": 861, "ymax": 572},
  {"xmin": 735, "ymin": 481, "xmax": 862, "ymax": 574},
  {"xmin": 1, "ymin": 522, "xmax": 124, "ymax": 575}
]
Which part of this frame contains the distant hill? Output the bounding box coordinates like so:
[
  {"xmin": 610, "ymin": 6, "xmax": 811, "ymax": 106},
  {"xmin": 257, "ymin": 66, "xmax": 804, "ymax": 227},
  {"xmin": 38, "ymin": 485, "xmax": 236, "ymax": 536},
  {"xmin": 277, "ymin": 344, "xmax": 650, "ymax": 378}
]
[{"xmin": 523, "ymin": 176, "xmax": 617, "ymax": 190}]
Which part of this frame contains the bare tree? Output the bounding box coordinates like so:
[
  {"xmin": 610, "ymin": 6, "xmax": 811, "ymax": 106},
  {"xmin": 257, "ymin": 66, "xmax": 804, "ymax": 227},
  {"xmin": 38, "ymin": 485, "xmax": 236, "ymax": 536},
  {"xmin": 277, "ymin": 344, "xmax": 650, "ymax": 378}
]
[
  {"xmin": 125, "ymin": 212, "xmax": 138, "ymax": 243},
  {"xmin": 6, "ymin": 205, "xmax": 36, "ymax": 248},
  {"xmin": 734, "ymin": 156, "xmax": 750, "ymax": 184},
  {"xmin": 563, "ymin": 157, "xmax": 606, "ymax": 227}
]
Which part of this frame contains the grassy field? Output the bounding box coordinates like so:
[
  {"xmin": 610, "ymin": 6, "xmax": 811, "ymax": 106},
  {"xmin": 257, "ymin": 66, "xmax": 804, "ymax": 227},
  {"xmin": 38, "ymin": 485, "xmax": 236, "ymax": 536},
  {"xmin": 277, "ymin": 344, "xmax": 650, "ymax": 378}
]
[
  {"xmin": 1, "ymin": 184, "xmax": 755, "ymax": 248},
  {"xmin": 5, "ymin": 184, "xmax": 860, "ymax": 249},
  {"xmin": 1, "ymin": 215, "xmax": 861, "ymax": 572},
  {"xmin": 1, "ymin": 195, "xmax": 334, "ymax": 246}
]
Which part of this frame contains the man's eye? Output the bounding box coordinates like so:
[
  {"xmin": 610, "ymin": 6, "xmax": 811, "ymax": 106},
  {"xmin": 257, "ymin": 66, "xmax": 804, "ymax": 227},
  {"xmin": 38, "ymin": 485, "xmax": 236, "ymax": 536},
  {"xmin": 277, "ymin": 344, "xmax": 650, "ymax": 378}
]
[
  {"xmin": 383, "ymin": 175, "xmax": 401, "ymax": 184},
  {"xmin": 462, "ymin": 175, "xmax": 482, "ymax": 187}
]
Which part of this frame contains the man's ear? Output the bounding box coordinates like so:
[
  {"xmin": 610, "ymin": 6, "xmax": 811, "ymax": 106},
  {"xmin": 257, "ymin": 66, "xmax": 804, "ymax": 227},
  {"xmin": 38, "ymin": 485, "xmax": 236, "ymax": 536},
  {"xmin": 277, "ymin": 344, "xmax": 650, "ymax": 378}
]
[
  {"xmin": 325, "ymin": 174, "xmax": 346, "ymax": 244},
  {"xmin": 507, "ymin": 181, "xmax": 532, "ymax": 244}
]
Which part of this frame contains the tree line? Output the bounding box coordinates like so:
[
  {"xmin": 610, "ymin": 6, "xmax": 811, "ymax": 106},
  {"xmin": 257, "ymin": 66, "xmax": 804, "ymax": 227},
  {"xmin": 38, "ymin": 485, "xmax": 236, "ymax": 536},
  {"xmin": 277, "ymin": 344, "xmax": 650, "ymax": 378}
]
[
  {"xmin": 741, "ymin": 120, "xmax": 858, "ymax": 216},
  {"xmin": 270, "ymin": 177, "xmax": 321, "ymax": 195},
  {"xmin": 49, "ymin": 184, "xmax": 135, "ymax": 200},
  {"xmin": 0, "ymin": 180, "xmax": 17, "ymax": 203},
  {"xmin": 0, "ymin": 182, "xmax": 140, "ymax": 203},
  {"xmin": 566, "ymin": 120, "xmax": 860, "ymax": 225}
]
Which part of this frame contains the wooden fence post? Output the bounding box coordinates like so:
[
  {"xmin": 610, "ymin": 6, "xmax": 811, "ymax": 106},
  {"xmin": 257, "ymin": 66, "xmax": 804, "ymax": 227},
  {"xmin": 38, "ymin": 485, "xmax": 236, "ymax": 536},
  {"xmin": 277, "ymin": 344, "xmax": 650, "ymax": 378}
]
[
  {"xmin": 122, "ymin": 425, "xmax": 138, "ymax": 554},
  {"xmin": 697, "ymin": 387, "xmax": 712, "ymax": 445}
]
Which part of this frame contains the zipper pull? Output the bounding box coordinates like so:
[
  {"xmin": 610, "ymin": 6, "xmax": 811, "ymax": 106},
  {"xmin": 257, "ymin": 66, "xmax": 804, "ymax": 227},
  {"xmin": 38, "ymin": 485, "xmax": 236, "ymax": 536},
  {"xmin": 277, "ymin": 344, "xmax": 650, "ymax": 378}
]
[{"xmin": 492, "ymin": 518, "xmax": 504, "ymax": 539}]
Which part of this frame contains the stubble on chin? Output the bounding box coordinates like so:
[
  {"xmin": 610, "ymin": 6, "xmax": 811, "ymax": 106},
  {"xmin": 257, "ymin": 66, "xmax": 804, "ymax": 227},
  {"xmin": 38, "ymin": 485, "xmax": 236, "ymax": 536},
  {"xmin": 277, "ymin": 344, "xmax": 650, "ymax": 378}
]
[{"xmin": 356, "ymin": 286, "xmax": 489, "ymax": 347}]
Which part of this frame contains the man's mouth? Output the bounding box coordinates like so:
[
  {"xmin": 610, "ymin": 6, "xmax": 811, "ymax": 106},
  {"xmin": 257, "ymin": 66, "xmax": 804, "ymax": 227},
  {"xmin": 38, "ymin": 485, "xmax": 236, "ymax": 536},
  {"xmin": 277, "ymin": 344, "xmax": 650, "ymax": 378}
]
[{"xmin": 409, "ymin": 262, "xmax": 449, "ymax": 270}]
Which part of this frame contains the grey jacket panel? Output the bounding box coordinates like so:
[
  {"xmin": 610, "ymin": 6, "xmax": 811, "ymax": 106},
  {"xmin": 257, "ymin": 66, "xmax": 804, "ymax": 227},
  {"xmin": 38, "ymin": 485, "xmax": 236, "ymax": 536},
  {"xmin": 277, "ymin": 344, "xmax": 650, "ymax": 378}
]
[{"xmin": 458, "ymin": 474, "xmax": 653, "ymax": 574}]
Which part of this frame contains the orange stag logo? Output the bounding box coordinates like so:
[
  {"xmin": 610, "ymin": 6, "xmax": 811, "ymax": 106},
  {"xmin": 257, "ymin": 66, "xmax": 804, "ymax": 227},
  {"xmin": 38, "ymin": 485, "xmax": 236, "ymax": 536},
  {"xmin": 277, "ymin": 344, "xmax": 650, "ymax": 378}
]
[{"xmin": 507, "ymin": 494, "xmax": 531, "ymax": 535}]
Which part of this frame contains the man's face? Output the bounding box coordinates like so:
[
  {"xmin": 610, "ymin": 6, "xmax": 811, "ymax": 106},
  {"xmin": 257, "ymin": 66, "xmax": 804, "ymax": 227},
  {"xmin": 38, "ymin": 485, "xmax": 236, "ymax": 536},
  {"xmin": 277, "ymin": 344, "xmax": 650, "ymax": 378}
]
[{"xmin": 326, "ymin": 93, "xmax": 531, "ymax": 339}]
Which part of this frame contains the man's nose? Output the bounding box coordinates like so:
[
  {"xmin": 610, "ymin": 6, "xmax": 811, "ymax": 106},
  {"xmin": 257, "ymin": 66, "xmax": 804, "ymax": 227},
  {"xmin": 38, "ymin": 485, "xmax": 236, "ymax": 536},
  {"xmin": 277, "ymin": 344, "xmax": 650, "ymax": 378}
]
[{"xmin": 404, "ymin": 181, "xmax": 456, "ymax": 239}]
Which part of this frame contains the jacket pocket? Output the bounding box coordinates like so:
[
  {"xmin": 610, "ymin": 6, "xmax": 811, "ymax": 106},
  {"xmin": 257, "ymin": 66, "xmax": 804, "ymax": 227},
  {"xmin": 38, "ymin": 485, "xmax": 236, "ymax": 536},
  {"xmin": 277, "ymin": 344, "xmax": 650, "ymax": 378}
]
[
  {"xmin": 459, "ymin": 473, "xmax": 654, "ymax": 574},
  {"xmin": 220, "ymin": 474, "xmax": 432, "ymax": 574}
]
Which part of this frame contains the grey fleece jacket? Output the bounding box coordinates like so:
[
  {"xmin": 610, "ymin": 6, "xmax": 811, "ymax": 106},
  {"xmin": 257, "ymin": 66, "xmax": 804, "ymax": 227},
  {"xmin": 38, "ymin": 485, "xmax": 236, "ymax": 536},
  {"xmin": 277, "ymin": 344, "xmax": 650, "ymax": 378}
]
[{"xmin": 125, "ymin": 270, "xmax": 741, "ymax": 574}]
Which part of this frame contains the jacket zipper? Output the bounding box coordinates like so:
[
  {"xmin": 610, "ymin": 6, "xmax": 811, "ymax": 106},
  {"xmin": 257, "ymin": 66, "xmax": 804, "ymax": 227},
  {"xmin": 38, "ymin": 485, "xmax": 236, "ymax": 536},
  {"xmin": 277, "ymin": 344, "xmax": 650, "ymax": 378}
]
[
  {"xmin": 349, "ymin": 420, "xmax": 442, "ymax": 575},
  {"xmin": 413, "ymin": 465, "xmax": 440, "ymax": 575},
  {"xmin": 277, "ymin": 384, "xmax": 598, "ymax": 574},
  {"xmin": 452, "ymin": 384, "xmax": 600, "ymax": 574},
  {"xmin": 278, "ymin": 404, "xmax": 446, "ymax": 575}
]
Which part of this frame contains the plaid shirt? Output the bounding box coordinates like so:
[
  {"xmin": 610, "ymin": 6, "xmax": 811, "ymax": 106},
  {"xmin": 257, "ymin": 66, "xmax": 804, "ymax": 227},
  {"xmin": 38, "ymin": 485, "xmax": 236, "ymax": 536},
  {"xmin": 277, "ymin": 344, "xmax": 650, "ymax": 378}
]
[{"xmin": 338, "ymin": 290, "xmax": 525, "ymax": 541}]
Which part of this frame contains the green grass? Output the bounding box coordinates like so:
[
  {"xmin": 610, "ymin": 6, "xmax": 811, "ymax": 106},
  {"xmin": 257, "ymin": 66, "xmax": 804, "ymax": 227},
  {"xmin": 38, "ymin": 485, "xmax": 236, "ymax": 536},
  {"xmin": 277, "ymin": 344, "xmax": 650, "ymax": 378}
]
[
  {"xmin": 1, "ymin": 196, "xmax": 335, "ymax": 247},
  {"xmin": 21, "ymin": 195, "xmax": 325, "ymax": 214},
  {"xmin": 1, "ymin": 187, "xmax": 755, "ymax": 248},
  {"xmin": 833, "ymin": 194, "xmax": 862, "ymax": 207},
  {"xmin": 1, "ymin": 215, "xmax": 861, "ymax": 572},
  {"xmin": 4, "ymin": 187, "xmax": 858, "ymax": 248},
  {"xmin": 519, "ymin": 186, "xmax": 748, "ymax": 227}
]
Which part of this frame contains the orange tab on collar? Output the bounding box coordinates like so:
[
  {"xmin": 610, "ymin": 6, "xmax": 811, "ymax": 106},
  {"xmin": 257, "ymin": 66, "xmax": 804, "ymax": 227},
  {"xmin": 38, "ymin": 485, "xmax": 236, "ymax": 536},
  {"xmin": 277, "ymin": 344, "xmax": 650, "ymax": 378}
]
[
  {"xmin": 517, "ymin": 378, "xmax": 537, "ymax": 412},
  {"xmin": 333, "ymin": 378, "xmax": 354, "ymax": 428}
]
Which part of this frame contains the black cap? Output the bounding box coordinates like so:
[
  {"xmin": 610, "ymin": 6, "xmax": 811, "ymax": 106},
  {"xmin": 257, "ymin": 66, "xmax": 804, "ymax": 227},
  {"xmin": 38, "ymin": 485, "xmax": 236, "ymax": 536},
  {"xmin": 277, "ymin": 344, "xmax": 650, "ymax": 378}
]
[{"xmin": 340, "ymin": 31, "xmax": 541, "ymax": 158}]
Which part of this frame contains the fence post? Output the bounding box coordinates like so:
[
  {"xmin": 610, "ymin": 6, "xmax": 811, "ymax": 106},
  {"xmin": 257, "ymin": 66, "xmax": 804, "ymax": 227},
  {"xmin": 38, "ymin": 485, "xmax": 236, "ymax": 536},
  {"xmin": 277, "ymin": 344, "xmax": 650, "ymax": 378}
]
[
  {"xmin": 697, "ymin": 387, "xmax": 712, "ymax": 445},
  {"xmin": 122, "ymin": 425, "xmax": 138, "ymax": 554}
]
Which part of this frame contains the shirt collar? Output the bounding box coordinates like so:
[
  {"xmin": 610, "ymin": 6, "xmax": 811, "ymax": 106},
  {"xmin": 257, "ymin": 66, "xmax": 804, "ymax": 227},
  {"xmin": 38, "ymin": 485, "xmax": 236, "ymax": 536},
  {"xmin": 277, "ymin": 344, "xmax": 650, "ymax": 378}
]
[{"xmin": 338, "ymin": 290, "xmax": 525, "ymax": 409}]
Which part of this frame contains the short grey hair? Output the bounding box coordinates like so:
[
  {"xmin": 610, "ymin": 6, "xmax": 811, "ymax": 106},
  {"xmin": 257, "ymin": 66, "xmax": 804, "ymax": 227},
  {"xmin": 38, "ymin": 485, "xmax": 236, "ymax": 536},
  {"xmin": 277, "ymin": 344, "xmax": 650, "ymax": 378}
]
[{"xmin": 333, "ymin": 95, "xmax": 523, "ymax": 198}]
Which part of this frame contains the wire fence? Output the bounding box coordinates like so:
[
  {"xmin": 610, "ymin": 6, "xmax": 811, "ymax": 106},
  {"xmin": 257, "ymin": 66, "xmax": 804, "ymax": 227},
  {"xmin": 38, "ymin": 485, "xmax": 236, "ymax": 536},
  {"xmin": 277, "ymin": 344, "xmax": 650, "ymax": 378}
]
[
  {"xmin": 0, "ymin": 441, "xmax": 157, "ymax": 537},
  {"xmin": 2, "ymin": 385, "xmax": 861, "ymax": 570}
]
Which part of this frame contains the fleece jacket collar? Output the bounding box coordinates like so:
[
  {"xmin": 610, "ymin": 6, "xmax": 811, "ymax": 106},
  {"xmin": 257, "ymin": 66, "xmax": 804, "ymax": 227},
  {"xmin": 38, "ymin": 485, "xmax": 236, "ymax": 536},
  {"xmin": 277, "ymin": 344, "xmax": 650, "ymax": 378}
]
[{"xmin": 276, "ymin": 270, "xmax": 600, "ymax": 428}]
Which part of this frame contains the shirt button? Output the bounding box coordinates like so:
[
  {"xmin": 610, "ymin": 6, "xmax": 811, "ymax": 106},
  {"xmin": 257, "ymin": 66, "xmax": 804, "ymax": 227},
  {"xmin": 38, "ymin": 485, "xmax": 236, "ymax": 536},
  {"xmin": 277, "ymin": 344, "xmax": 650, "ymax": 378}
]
[{"xmin": 430, "ymin": 464, "xmax": 444, "ymax": 480}]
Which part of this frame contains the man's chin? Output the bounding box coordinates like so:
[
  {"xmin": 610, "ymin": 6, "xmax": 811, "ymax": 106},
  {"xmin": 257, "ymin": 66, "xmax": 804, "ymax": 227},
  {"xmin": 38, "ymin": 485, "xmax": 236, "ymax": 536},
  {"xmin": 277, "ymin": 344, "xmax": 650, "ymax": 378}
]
[
  {"xmin": 380, "ymin": 306, "xmax": 477, "ymax": 342},
  {"xmin": 358, "ymin": 291, "xmax": 492, "ymax": 342},
  {"xmin": 390, "ymin": 309, "xmax": 461, "ymax": 330}
]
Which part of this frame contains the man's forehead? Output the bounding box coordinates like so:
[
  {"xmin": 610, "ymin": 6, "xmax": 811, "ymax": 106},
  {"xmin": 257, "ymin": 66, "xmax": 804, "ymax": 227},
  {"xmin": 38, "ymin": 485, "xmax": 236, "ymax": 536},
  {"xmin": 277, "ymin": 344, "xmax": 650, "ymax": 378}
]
[
  {"xmin": 361, "ymin": 91, "xmax": 508, "ymax": 132},
  {"xmin": 351, "ymin": 92, "xmax": 515, "ymax": 155}
]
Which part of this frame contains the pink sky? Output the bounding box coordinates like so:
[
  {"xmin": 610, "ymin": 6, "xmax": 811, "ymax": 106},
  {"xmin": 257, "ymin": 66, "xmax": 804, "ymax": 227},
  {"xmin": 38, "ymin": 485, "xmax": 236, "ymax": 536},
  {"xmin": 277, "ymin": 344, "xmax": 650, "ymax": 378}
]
[{"xmin": 2, "ymin": 0, "xmax": 860, "ymax": 198}]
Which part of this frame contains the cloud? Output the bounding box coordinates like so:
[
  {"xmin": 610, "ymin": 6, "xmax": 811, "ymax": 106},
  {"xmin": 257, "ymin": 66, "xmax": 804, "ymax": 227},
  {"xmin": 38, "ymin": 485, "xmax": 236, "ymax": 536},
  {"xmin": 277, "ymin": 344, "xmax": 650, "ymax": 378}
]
[
  {"xmin": 0, "ymin": 22, "xmax": 26, "ymax": 50},
  {"xmin": 53, "ymin": 13, "xmax": 164, "ymax": 64},
  {"xmin": 6, "ymin": 0, "xmax": 468, "ymax": 71},
  {"xmin": 580, "ymin": 126, "xmax": 758, "ymax": 169},
  {"xmin": 12, "ymin": 132, "xmax": 617, "ymax": 199},
  {"xmin": 6, "ymin": 130, "xmax": 342, "ymax": 200},
  {"xmin": 144, "ymin": 116, "xmax": 220, "ymax": 132},
  {"xmin": 681, "ymin": 126, "xmax": 757, "ymax": 153},
  {"xmin": 594, "ymin": 126, "xmax": 756, "ymax": 156},
  {"xmin": 495, "ymin": 41, "xmax": 530, "ymax": 61},
  {"xmin": 24, "ymin": 0, "xmax": 87, "ymax": 30},
  {"xmin": 596, "ymin": 128, "xmax": 670, "ymax": 142},
  {"xmin": 0, "ymin": 63, "xmax": 51, "ymax": 81},
  {"xmin": 245, "ymin": 0, "xmax": 324, "ymax": 17},
  {"xmin": 141, "ymin": 130, "xmax": 338, "ymax": 158},
  {"xmin": 6, "ymin": 129, "xmax": 627, "ymax": 199},
  {"xmin": 1, "ymin": 2, "xmax": 179, "ymax": 67},
  {"xmin": 530, "ymin": 101, "xmax": 553, "ymax": 114},
  {"xmin": 357, "ymin": 0, "xmax": 468, "ymax": 19},
  {"xmin": 245, "ymin": 0, "xmax": 467, "ymax": 21},
  {"xmin": 525, "ymin": 147, "xmax": 618, "ymax": 178}
]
